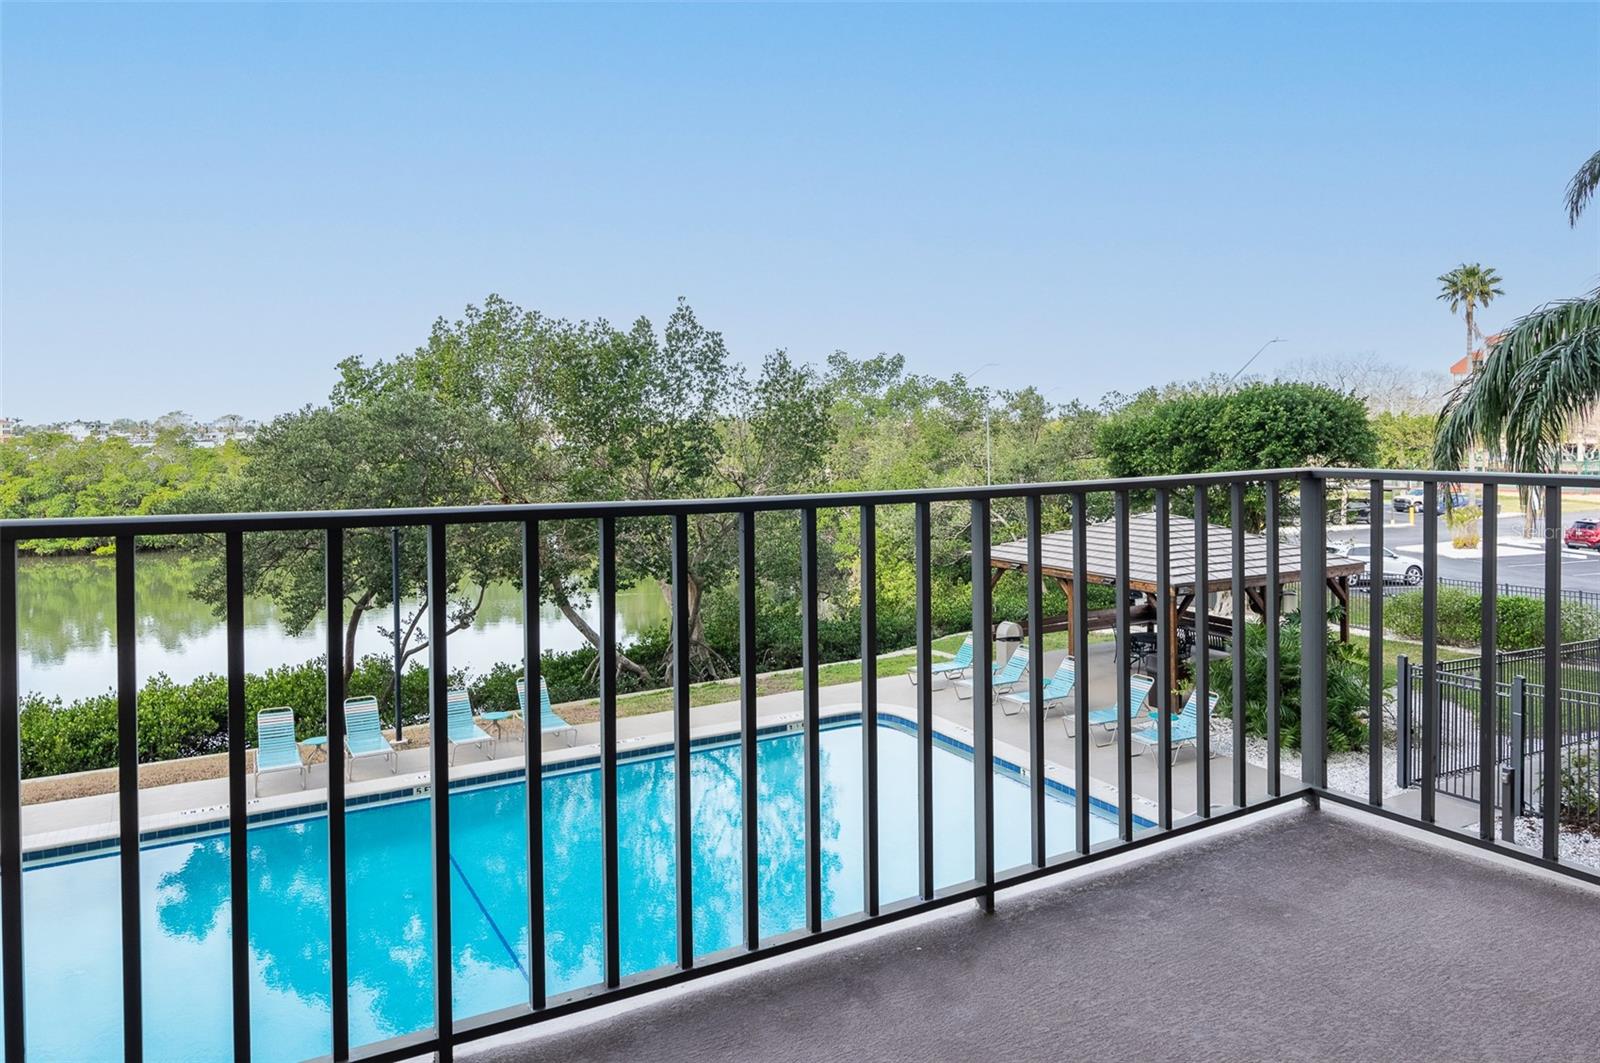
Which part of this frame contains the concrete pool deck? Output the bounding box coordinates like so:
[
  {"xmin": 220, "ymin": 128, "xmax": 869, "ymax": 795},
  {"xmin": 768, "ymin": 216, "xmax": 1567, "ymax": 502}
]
[{"xmin": 21, "ymin": 642, "xmax": 1300, "ymax": 854}]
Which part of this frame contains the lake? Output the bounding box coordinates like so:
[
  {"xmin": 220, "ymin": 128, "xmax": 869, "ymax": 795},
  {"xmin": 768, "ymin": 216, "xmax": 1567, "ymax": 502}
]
[{"xmin": 15, "ymin": 553, "xmax": 670, "ymax": 702}]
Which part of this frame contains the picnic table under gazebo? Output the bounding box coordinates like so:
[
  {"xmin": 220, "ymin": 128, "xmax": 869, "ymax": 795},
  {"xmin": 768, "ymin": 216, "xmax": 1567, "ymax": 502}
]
[{"xmin": 988, "ymin": 511, "xmax": 1364, "ymax": 706}]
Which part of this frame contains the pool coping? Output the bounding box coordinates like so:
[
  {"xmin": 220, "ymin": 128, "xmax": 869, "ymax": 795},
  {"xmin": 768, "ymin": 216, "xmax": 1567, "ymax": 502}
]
[{"xmin": 19, "ymin": 703, "xmax": 1156, "ymax": 865}]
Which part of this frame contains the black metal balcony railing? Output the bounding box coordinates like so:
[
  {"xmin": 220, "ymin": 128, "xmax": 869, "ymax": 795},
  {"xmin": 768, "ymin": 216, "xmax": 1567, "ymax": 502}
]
[{"xmin": 1, "ymin": 467, "xmax": 1596, "ymax": 1063}]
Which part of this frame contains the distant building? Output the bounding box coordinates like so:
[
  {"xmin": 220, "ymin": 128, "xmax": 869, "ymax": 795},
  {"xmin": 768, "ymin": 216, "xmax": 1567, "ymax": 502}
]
[
  {"xmin": 1451, "ymin": 336, "xmax": 1599, "ymax": 464},
  {"xmin": 0, "ymin": 418, "xmax": 18, "ymax": 442}
]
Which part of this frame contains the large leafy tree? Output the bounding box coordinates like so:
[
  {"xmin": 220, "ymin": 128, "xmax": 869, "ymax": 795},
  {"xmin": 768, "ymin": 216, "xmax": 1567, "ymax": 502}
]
[
  {"xmin": 1434, "ymin": 150, "xmax": 1600, "ymax": 524},
  {"xmin": 186, "ymin": 390, "xmax": 509, "ymax": 692},
  {"xmin": 1096, "ymin": 381, "xmax": 1377, "ymax": 529},
  {"xmin": 338, "ymin": 295, "xmax": 835, "ymax": 680},
  {"xmin": 1437, "ymin": 263, "xmax": 1504, "ymax": 369}
]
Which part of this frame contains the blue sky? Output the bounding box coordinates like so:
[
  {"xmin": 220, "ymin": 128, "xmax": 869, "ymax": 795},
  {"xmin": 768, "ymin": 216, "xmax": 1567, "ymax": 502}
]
[{"xmin": 2, "ymin": 3, "xmax": 1596, "ymax": 423}]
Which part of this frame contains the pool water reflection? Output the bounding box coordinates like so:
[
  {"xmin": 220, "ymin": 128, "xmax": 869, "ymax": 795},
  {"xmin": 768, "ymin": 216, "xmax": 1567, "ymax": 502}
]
[{"xmin": 17, "ymin": 719, "xmax": 1119, "ymax": 1062}]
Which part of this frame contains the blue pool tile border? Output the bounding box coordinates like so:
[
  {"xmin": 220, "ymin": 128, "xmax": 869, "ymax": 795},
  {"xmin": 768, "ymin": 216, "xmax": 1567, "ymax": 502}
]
[{"xmin": 22, "ymin": 712, "xmax": 1151, "ymax": 865}]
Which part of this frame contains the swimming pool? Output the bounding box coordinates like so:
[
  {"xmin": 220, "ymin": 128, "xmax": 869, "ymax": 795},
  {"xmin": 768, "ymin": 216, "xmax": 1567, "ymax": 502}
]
[{"xmin": 13, "ymin": 716, "xmax": 1122, "ymax": 1061}]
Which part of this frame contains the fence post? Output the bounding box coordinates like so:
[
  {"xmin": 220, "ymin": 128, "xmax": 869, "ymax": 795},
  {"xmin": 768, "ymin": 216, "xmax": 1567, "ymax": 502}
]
[
  {"xmin": 1510, "ymin": 675, "xmax": 1526, "ymax": 817},
  {"xmin": 1396, "ymin": 654, "xmax": 1411, "ymax": 789},
  {"xmin": 1500, "ymin": 768, "xmax": 1517, "ymax": 842}
]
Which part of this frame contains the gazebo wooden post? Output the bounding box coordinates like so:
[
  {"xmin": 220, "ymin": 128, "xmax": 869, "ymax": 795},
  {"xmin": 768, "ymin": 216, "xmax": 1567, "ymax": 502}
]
[
  {"xmin": 1329, "ymin": 575, "xmax": 1351, "ymax": 643},
  {"xmin": 1166, "ymin": 591, "xmax": 1180, "ymax": 708}
]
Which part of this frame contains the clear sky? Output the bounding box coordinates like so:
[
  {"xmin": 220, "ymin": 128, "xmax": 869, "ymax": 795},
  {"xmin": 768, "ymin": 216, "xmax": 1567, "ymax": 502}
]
[{"xmin": 3, "ymin": 3, "xmax": 1597, "ymax": 424}]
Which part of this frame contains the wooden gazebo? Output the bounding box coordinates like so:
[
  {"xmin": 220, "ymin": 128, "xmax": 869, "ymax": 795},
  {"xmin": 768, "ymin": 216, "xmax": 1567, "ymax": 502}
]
[{"xmin": 989, "ymin": 512, "xmax": 1363, "ymax": 706}]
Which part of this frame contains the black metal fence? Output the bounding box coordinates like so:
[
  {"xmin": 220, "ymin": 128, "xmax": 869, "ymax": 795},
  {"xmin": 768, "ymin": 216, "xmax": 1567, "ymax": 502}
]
[
  {"xmin": 1397, "ymin": 640, "xmax": 1600, "ymax": 816},
  {"xmin": 1, "ymin": 467, "xmax": 1597, "ymax": 1062}
]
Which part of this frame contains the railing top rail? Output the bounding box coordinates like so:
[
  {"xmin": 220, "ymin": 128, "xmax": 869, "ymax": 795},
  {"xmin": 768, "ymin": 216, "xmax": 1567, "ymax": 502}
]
[
  {"xmin": 1, "ymin": 466, "xmax": 1593, "ymax": 541},
  {"xmin": 1318, "ymin": 468, "xmax": 1600, "ymax": 488},
  {"xmin": 0, "ymin": 468, "xmax": 1321, "ymax": 540}
]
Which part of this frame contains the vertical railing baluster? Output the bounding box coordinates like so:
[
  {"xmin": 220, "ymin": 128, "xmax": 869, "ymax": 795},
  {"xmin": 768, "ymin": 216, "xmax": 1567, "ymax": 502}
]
[
  {"xmin": 1264, "ymin": 483, "xmax": 1281, "ymax": 795},
  {"xmin": 1155, "ymin": 488, "xmax": 1173, "ymax": 829},
  {"xmin": 598, "ymin": 517, "xmax": 621, "ymax": 985},
  {"xmin": 737, "ymin": 512, "xmax": 761, "ymax": 948},
  {"xmin": 1298, "ymin": 475, "xmax": 1327, "ymax": 789},
  {"xmin": 325, "ymin": 528, "xmax": 350, "ymax": 1061},
  {"xmin": 1193, "ymin": 488, "xmax": 1210, "ymax": 818},
  {"xmin": 913, "ymin": 502, "xmax": 935, "ymax": 899},
  {"xmin": 799, "ymin": 508, "xmax": 823, "ymax": 932},
  {"xmin": 225, "ymin": 532, "xmax": 251, "ymax": 1063},
  {"xmin": 1114, "ymin": 490, "xmax": 1133, "ymax": 841},
  {"xmin": 1230, "ymin": 483, "xmax": 1247, "ymax": 808},
  {"xmin": 1025, "ymin": 495, "xmax": 1046, "ymax": 866},
  {"xmin": 426, "ymin": 524, "xmax": 454, "ymax": 1061},
  {"xmin": 858, "ymin": 506, "xmax": 880, "ymax": 916},
  {"xmin": 1071, "ymin": 493, "xmax": 1091, "ymax": 854},
  {"xmin": 1421, "ymin": 481, "xmax": 1438, "ymax": 823},
  {"xmin": 970, "ymin": 497, "xmax": 995, "ymax": 908},
  {"xmin": 1368, "ymin": 478, "xmax": 1385, "ymax": 807},
  {"xmin": 115, "ymin": 534, "xmax": 143, "ymax": 1063},
  {"xmin": 671, "ymin": 515, "xmax": 696, "ymax": 965},
  {"xmin": 521, "ymin": 521, "xmax": 545, "ymax": 1008},
  {"xmin": 1543, "ymin": 486, "xmax": 1562, "ymax": 862},
  {"xmin": 1479, "ymin": 487, "xmax": 1498, "ymax": 840},
  {"xmin": 0, "ymin": 534, "xmax": 23, "ymax": 1063}
]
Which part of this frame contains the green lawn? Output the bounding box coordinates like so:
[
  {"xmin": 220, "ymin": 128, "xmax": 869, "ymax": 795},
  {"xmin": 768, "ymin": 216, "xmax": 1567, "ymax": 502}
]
[{"xmin": 563, "ymin": 649, "xmax": 934, "ymax": 723}]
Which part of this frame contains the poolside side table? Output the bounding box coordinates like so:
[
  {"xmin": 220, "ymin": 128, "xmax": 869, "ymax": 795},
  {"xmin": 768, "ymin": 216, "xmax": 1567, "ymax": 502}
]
[
  {"xmin": 301, "ymin": 735, "xmax": 328, "ymax": 764},
  {"xmin": 479, "ymin": 710, "xmax": 522, "ymax": 745}
]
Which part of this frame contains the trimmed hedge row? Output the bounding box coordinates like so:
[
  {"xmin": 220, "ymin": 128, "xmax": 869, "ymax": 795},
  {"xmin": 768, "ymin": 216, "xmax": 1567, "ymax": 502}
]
[{"xmin": 1382, "ymin": 588, "xmax": 1600, "ymax": 649}]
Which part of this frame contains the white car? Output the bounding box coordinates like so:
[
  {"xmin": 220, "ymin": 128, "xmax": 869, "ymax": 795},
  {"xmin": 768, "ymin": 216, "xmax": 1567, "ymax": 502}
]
[{"xmin": 1343, "ymin": 545, "xmax": 1423, "ymax": 586}]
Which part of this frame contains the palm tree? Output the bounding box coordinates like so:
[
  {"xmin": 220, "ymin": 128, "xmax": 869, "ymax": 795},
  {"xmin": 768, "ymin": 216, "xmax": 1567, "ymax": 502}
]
[
  {"xmin": 1564, "ymin": 148, "xmax": 1600, "ymax": 226},
  {"xmin": 1437, "ymin": 263, "xmax": 1504, "ymax": 370},
  {"xmin": 1434, "ymin": 151, "xmax": 1600, "ymax": 532}
]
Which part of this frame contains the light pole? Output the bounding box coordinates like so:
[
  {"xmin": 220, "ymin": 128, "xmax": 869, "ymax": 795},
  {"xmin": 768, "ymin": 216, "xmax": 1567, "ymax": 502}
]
[{"xmin": 1228, "ymin": 337, "xmax": 1284, "ymax": 387}]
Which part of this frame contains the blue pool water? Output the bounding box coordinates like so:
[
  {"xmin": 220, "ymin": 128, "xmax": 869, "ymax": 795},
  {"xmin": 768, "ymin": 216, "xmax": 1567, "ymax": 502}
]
[{"xmin": 13, "ymin": 718, "xmax": 1120, "ymax": 1061}]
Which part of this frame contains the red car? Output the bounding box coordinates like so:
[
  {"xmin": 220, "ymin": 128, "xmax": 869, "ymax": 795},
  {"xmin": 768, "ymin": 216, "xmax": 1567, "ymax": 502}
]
[{"xmin": 1566, "ymin": 519, "xmax": 1600, "ymax": 550}]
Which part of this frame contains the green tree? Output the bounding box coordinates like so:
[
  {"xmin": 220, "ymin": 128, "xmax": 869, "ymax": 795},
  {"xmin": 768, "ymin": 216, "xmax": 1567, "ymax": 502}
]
[
  {"xmin": 1372, "ymin": 411, "xmax": 1435, "ymax": 469},
  {"xmin": 186, "ymin": 390, "xmax": 508, "ymax": 691},
  {"xmin": 336, "ymin": 295, "xmax": 835, "ymax": 680},
  {"xmin": 1437, "ymin": 263, "xmax": 1504, "ymax": 369},
  {"xmin": 1095, "ymin": 382, "xmax": 1377, "ymax": 528}
]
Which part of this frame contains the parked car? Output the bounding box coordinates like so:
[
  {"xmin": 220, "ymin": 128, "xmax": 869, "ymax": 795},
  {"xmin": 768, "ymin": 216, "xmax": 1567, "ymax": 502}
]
[
  {"xmin": 1343, "ymin": 545, "xmax": 1423, "ymax": 586},
  {"xmin": 1342, "ymin": 497, "xmax": 1371, "ymax": 524},
  {"xmin": 1391, "ymin": 488, "xmax": 1469, "ymax": 514},
  {"xmin": 1566, "ymin": 519, "xmax": 1600, "ymax": 550}
]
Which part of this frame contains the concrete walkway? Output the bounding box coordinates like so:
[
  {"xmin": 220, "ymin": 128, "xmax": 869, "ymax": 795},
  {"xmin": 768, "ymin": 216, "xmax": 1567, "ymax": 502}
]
[{"xmin": 20, "ymin": 642, "xmax": 1280, "ymax": 852}]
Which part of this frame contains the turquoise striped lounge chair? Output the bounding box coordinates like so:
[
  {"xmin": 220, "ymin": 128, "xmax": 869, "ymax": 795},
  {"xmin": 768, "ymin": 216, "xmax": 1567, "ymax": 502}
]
[
  {"xmin": 907, "ymin": 636, "xmax": 974, "ymax": 687},
  {"xmin": 1085, "ymin": 674, "xmax": 1156, "ymax": 746},
  {"xmin": 1131, "ymin": 690, "xmax": 1221, "ymax": 764},
  {"xmin": 446, "ymin": 687, "xmax": 495, "ymax": 765},
  {"xmin": 344, "ymin": 696, "xmax": 397, "ymax": 779},
  {"xmin": 953, "ymin": 643, "xmax": 1031, "ymax": 702},
  {"xmin": 253, "ymin": 707, "xmax": 307, "ymax": 796},
  {"xmin": 999, "ymin": 655, "xmax": 1075, "ymax": 719},
  {"xmin": 517, "ymin": 677, "xmax": 577, "ymax": 746}
]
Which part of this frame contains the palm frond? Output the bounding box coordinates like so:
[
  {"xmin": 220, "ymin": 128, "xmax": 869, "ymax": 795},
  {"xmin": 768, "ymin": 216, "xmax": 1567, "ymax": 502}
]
[
  {"xmin": 1565, "ymin": 149, "xmax": 1600, "ymax": 226},
  {"xmin": 1432, "ymin": 288, "xmax": 1600, "ymax": 472}
]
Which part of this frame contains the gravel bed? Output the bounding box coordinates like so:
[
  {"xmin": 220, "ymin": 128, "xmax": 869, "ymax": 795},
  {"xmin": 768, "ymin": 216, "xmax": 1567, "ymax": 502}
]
[
  {"xmin": 1211, "ymin": 729, "xmax": 1407, "ymax": 798},
  {"xmin": 1498, "ymin": 815, "xmax": 1600, "ymax": 872}
]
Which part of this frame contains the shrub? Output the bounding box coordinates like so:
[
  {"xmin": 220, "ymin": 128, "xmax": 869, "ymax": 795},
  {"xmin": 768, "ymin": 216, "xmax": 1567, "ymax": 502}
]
[
  {"xmin": 1211, "ymin": 610, "xmax": 1368, "ymax": 753},
  {"xmin": 1560, "ymin": 752, "xmax": 1599, "ymax": 829},
  {"xmin": 1384, "ymin": 588, "xmax": 1600, "ymax": 649},
  {"xmin": 1447, "ymin": 505, "xmax": 1482, "ymax": 549}
]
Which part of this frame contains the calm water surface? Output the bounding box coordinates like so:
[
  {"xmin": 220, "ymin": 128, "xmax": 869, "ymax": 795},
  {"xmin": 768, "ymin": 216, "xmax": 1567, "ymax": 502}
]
[{"xmin": 16, "ymin": 553, "xmax": 668, "ymax": 701}]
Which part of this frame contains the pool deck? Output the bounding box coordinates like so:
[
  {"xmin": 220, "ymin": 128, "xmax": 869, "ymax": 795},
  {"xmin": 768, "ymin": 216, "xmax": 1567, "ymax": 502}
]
[{"xmin": 20, "ymin": 642, "xmax": 1288, "ymax": 854}]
